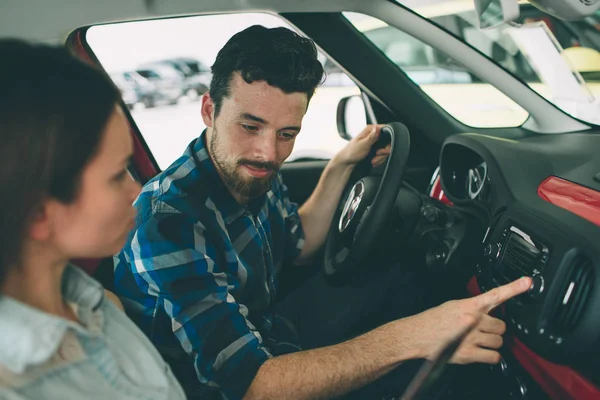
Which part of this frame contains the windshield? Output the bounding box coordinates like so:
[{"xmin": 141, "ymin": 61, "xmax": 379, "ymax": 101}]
[{"xmin": 383, "ymin": 0, "xmax": 600, "ymax": 125}]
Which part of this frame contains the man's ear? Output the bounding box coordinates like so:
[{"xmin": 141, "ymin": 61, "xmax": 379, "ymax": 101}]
[
  {"xmin": 28, "ymin": 202, "xmax": 53, "ymax": 242},
  {"xmin": 201, "ymin": 92, "xmax": 215, "ymax": 128}
]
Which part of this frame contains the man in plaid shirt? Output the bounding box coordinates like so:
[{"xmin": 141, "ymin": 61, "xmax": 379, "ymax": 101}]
[{"xmin": 115, "ymin": 25, "xmax": 531, "ymax": 400}]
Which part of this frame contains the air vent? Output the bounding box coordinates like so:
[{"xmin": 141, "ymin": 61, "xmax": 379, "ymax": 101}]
[{"xmin": 549, "ymin": 255, "xmax": 594, "ymax": 336}]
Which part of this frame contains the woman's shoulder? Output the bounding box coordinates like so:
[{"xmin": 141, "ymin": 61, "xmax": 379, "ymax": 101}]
[{"xmin": 103, "ymin": 290, "xmax": 124, "ymax": 311}]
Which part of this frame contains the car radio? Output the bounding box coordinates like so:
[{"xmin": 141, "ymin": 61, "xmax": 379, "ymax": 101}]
[
  {"xmin": 476, "ymin": 215, "xmax": 597, "ymax": 366},
  {"xmin": 482, "ymin": 225, "xmax": 549, "ymax": 302}
]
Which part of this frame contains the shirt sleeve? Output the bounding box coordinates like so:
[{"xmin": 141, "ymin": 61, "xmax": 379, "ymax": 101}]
[
  {"xmin": 276, "ymin": 174, "xmax": 305, "ymax": 264},
  {"xmin": 129, "ymin": 211, "xmax": 272, "ymax": 399}
]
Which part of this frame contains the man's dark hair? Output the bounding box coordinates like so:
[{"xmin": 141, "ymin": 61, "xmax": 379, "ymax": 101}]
[
  {"xmin": 209, "ymin": 25, "xmax": 324, "ymax": 116},
  {"xmin": 0, "ymin": 39, "xmax": 120, "ymax": 285}
]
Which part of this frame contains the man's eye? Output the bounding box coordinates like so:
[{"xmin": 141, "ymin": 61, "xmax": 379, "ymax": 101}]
[
  {"xmin": 280, "ymin": 132, "xmax": 295, "ymax": 140},
  {"xmin": 242, "ymin": 124, "xmax": 259, "ymax": 132}
]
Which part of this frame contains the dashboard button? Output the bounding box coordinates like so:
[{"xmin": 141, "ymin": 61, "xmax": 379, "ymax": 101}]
[
  {"xmin": 499, "ymin": 358, "xmax": 509, "ymax": 376},
  {"xmin": 516, "ymin": 377, "xmax": 528, "ymax": 397},
  {"xmin": 483, "ymin": 244, "xmax": 492, "ymax": 257}
]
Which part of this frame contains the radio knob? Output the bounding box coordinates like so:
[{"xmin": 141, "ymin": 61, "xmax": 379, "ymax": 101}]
[
  {"xmin": 527, "ymin": 275, "xmax": 545, "ymax": 299},
  {"xmin": 483, "ymin": 243, "xmax": 500, "ymax": 259}
]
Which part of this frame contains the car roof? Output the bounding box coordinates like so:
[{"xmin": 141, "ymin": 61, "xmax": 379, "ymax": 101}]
[{"xmin": 1, "ymin": 0, "xmax": 394, "ymax": 43}]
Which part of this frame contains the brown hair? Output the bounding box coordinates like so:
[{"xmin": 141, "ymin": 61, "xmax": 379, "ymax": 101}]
[{"xmin": 0, "ymin": 39, "xmax": 120, "ymax": 284}]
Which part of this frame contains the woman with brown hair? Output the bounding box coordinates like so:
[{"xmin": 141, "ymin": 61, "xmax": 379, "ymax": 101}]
[{"xmin": 0, "ymin": 39, "xmax": 185, "ymax": 399}]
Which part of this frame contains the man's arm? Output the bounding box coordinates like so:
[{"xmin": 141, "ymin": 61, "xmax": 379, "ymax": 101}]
[
  {"xmin": 295, "ymin": 157, "xmax": 354, "ymax": 262},
  {"xmin": 244, "ymin": 277, "xmax": 532, "ymax": 400},
  {"xmin": 296, "ymin": 125, "xmax": 389, "ymax": 262},
  {"xmin": 245, "ymin": 318, "xmax": 418, "ymax": 400}
]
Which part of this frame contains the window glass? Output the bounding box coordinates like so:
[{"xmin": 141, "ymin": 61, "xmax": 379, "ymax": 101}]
[
  {"xmin": 88, "ymin": 14, "xmax": 357, "ymax": 169},
  {"xmin": 394, "ymin": 1, "xmax": 600, "ymax": 126},
  {"xmin": 344, "ymin": 12, "xmax": 529, "ymax": 128}
]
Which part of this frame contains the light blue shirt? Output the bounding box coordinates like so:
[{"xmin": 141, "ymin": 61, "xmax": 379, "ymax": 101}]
[{"xmin": 0, "ymin": 265, "xmax": 186, "ymax": 400}]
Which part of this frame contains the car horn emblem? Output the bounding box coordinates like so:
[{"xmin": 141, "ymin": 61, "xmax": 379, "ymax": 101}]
[{"xmin": 339, "ymin": 181, "xmax": 365, "ymax": 232}]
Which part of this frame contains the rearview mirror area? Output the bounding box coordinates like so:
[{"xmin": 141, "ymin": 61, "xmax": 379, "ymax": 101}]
[{"xmin": 474, "ymin": 0, "xmax": 520, "ymax": 29}]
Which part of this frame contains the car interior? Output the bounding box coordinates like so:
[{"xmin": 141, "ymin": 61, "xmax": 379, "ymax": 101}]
[{"xmin": 3, "ymin": 0, "xmax": 600, "ymax": 398}]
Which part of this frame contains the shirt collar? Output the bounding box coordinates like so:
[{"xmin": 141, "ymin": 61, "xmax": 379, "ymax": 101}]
[
  {"xmin": 0, "ymin": 265, "xmax": 104, "ymax": 374},
  {"xmin": 190, "ymin": 130, "xmax": 266, "ymax": 224}
]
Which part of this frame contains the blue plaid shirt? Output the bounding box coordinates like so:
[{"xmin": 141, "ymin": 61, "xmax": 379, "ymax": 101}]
[{"xmin": 114, "ymin": 132, "xmax": 305, "ymax": 399}]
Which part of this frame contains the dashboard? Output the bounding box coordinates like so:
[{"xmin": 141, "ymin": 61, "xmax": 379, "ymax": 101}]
[{"xmin": 438, "ymin": 131, "xmax": 600, "ymax": 390}]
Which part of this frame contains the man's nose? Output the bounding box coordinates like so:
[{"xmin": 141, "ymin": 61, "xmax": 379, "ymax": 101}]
[{"xmin": 255, "ymin": 131, "xmax": 277, "ymax": 162}]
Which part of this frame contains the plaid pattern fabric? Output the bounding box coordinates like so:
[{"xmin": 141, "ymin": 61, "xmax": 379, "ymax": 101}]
[{"xmin": 114, "ymin": 132, "xmax": 305, "ymax": 399}]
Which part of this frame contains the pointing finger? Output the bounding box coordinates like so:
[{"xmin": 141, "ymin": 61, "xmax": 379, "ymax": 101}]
[{"xmin": 475, "ymin": 277, "xmax": 532, "ymax": 313}]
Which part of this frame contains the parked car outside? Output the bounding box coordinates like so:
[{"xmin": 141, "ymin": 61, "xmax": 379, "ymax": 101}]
[
  {"xmin": 134, "ymin": 64, "xmax": 184, "ymax": 106},
  {"xmin": 140, "ymin": 57, "xmax": 211, "ymax": 100}
]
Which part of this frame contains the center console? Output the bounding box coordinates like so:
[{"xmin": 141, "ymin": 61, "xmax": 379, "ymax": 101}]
[
  {"xmin": 476, "ymin": 208, "xmax": 599, "ymax": 368},
  {"xmin": 485, "ymin": 225, "xmax": 549, "ymax": 300}
]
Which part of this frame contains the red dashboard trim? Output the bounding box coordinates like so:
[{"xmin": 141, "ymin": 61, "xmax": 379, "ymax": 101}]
[
  {"xmin": 538, "ymin": 176, "xmax": 600, "ymax": 227},
  {"xmin": 466, "ymin": 277, "xmax": 600, "ymax": 399},
  {"xmin": 509, "ymin": 338, "xmax": 600, "ymax": 400},
  {"xmin": 429, "ymin": 175, "xmax": 453, "ymax": 206}
]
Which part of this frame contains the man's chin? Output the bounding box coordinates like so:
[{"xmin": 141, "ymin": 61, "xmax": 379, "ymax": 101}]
[{"xmin": 236, "ymin": 176, "xmax": 273, "ymax": 199}]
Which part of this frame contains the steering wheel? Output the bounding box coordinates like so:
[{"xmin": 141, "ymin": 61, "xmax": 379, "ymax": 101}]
[{"xmin": 323, "ymin": 122, "xmax": 411, "ymax": 283}]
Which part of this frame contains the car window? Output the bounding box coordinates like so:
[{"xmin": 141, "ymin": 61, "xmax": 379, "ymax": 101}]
[
  {"xmin": 87, "ymin": 13, "xmax": 356, "ymax": 170},
  {"xmin": 393, "ymin": 1, "xmax": 600, "ymax": 126},
  {"xmin": 343, "ymin": 12, "xmax": 529, "ymax": 128}
]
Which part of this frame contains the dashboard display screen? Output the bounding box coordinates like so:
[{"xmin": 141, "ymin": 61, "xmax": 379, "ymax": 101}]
[{"xmin": 498, "ymin": 231, "xmax": 543, "ymax": 281}]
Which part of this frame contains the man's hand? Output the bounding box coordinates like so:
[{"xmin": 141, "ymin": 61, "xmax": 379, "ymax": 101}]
[
  {"xmin": 296, "ymin": 125, "xmax": 391, "ymax": 262},
  {"xmin": 334, "ymin": 124, "xmax": 391, "ymax": 168},
  {"xmin": 244, "ymin": 278, "xmax": 532, "ymax": 400},
  {"xmin": 407, "ymin": 277, "xmax": 532, "ymax": 364}
]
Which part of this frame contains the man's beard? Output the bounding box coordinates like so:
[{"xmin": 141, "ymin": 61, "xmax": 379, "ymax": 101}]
[{"xmin": 209, "ymin": 127, "xmax": 279, "ymax": 201}]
